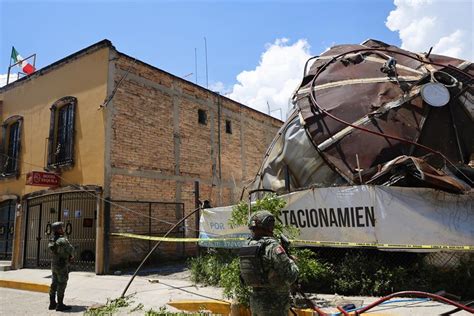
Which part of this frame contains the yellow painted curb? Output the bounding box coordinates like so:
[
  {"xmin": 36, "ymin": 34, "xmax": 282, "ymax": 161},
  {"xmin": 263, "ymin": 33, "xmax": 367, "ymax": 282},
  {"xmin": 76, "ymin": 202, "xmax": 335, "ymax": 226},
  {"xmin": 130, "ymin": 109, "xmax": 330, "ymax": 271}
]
[
  {"xmin": 167, "ymin": 301, "xmax": 395, "ymax": 316},
  {"xmin": 168, "ymin": 300, "xmax": 231, "ymax": 314},
  {"xmin": 0, "ymin": 279, "xmax": 50, "ymax": 293}
]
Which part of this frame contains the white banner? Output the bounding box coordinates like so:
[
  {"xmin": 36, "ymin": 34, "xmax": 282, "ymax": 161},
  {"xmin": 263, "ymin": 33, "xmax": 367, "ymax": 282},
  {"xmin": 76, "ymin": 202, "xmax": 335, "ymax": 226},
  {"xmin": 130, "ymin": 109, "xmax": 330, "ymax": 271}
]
[{"xmin": 199, "ymin": 186, "xmax": 474, "ymax": 251}]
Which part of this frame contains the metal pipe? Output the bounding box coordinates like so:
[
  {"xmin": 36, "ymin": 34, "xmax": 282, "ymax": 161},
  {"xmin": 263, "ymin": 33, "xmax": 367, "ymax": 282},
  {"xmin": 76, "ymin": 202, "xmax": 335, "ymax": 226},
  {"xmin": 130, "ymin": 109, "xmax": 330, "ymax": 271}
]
[
  {"xmin": 336, "ymin": 306, "xmax": 350, "ymax": 316},
  {"xmin": 354, "ymin": 291, "xmax": 474, "ymax": 315},
  {"xmin": 121, "ymin": 206, "xmax": 201, "ymax": 297},
  {"xmin": 217, "ymin": 94, "xmax": 222, "ymax": 192},
  {"xmin": 194, "ymin": 48, "xmax": 198, "ymax": 85},
  {"xmin": 194, "ymin": 181, "xmax": 200, "ymax": 239},
  {"xmin": 204, "ymin": 37, "xmax": 208, "ymax": 89},
  {"xmin": 193, "ymin": 181, "xmax": 201, "ymax": 255},
  {"xmin": 355, "ymin": 154, "xmax": 363, "ymax": 184}
]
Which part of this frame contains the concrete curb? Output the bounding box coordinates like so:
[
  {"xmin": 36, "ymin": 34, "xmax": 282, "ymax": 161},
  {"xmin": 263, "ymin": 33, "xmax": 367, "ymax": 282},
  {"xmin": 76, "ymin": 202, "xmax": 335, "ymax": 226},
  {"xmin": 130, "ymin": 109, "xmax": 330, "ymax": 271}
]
[
  {"xmin": 168, "ymin": 300, "xmax": 231, "ymax": 314},
  {"xmin": 0, "ymin": 261, "xmax": 12, "ymax": 271},
  {"xmin": 0, "ymin": 279, "xmax": 50, "ymax": 293}
]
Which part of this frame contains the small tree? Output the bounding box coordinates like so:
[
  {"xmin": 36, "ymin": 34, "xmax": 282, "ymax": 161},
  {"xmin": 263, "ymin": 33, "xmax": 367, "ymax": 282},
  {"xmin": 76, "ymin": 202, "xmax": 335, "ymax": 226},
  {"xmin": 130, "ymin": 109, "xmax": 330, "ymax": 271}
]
[{"xmin": 228, "ymin": 193, "xmax": 299, "ymax": 239}]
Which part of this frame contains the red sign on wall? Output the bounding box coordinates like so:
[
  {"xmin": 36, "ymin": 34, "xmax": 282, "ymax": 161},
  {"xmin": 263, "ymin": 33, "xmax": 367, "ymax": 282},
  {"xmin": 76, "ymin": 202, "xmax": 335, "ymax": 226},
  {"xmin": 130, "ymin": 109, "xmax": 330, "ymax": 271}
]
[{"xmin": 26, "ymin": 171, "xmax": 60, "ymax": 187}]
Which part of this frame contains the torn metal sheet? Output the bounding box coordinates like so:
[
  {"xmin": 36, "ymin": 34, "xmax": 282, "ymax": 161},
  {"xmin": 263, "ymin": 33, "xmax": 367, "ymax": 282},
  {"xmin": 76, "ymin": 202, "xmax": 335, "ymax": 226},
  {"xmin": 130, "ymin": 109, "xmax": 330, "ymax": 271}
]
[{"xmin": 365, "ymin": 155, "xmax": 470, "ymax": 193}]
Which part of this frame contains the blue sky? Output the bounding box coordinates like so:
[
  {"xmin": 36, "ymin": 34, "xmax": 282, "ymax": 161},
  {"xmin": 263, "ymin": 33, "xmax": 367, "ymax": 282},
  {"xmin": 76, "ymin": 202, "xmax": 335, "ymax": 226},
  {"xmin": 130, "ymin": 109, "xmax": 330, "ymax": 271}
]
[{"xmin": 1, "ymin": 0, "xmax": 472, "ymax": 118}]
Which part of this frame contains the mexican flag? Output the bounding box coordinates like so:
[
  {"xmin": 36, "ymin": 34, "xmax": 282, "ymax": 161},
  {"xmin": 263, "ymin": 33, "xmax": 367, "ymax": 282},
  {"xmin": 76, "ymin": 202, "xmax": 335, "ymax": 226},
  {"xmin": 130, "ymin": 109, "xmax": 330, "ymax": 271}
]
[{"xmin": 11, "ymin": 47, "xmax": 35, "ymax": 75}]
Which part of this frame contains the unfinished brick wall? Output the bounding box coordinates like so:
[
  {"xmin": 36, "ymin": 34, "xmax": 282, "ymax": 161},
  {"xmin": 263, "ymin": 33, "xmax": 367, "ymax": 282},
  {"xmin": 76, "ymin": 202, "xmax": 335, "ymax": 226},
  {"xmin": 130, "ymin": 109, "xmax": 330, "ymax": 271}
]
[
  {"xmin": 108, "ymin": 200, "xmax": 184, "ymax": 267},
  {"xmin": 107, "ymin": 54, "xmax": 281, "ymax": 267}
]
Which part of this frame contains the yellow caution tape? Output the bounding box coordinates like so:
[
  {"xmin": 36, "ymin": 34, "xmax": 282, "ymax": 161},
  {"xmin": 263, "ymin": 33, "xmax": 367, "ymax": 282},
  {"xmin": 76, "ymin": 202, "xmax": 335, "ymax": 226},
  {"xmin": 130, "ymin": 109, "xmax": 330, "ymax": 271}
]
[
  {"xmin": 290, "ymin": 239, "xmax": 474, "ymax": 251},
  {"xmin": 111, "ymin": 232, "xmax": 247, "ymax": 242},
  {"xmin": 111, "ymin": 233, "xmax": 474, "ymax": 251}
]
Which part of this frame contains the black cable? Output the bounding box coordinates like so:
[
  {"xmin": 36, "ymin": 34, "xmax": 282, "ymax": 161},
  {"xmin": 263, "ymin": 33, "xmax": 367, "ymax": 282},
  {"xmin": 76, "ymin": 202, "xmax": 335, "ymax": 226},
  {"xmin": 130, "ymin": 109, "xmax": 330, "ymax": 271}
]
[
  {"xmin": 121, "ymin": 206, "xmax": 201, "ymax": 297},
  {"xmin": 304, "ymin": 47, "xmax": 473, "ymax": 186}
]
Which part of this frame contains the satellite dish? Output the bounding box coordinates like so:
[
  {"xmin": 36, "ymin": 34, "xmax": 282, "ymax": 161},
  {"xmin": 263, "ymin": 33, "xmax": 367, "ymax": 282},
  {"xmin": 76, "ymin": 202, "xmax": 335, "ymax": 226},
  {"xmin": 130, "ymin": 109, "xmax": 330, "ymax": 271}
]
[{"xmin": 421, "ymin": 82, "xmax": 450, "ymax": 107}]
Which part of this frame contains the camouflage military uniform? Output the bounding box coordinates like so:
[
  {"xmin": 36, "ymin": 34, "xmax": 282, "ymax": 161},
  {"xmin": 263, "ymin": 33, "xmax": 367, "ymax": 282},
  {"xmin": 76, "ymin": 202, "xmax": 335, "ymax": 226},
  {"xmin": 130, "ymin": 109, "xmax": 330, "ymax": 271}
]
[
  {"xmin": 240, "ymin": 210, "xmax": 299, "ymax": 316},
  {"xmin": 247, "ymin": 236, "xmax": 299, "ymax": 316},
  {"xmin": 48, "ymin": 223, "xmax": 74, "ymax": 311}
]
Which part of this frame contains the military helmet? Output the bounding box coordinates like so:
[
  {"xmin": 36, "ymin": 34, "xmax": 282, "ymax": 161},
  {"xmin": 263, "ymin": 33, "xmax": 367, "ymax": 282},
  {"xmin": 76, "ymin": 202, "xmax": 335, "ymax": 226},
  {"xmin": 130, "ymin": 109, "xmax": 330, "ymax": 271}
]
[
  {"xmin": 51, "ymin": 222, "xmax": 64, "ymax": 233},
  {"xmin": 248, "ymin": 210, "xmax": 275, "ymax": 231}
]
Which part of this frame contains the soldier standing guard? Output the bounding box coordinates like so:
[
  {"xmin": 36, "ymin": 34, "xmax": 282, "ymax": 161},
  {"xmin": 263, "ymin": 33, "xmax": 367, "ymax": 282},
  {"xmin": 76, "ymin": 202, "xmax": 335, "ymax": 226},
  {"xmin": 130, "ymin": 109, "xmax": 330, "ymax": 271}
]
[
  {"xmin": 239, "ymin": 210, "xmax": 299, "ymax": 316},
  {"xmin": 48, "ymin": 222, "xmax": 74, "ymax": 311}
]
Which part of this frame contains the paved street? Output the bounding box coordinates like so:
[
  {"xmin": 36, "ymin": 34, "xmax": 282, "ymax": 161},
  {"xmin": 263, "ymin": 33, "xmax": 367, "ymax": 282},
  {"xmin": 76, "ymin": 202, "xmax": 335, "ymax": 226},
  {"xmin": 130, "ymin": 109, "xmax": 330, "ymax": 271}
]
[
  {"xmin": 1, "ymin": 267, "xmax": 472, "ymax": 315},
  {"xmin": 1, "ymin": 288, "xmax": 92, "ymax": 315},
  {"xmin": 0, "ymin": 266, "xmax": 224, "ymax": 315}
]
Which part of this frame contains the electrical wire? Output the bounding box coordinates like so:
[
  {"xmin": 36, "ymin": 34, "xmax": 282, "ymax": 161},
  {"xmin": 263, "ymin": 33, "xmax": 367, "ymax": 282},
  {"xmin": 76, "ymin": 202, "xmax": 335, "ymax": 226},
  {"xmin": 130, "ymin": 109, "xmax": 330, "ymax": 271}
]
[
  {"xmin": 305, "ymin": 47, "xmax": 473, "ymax": 186},
  {"xmin": 0, "ymin": 152, "xmax": 188, "ymax": 228},
  {"xmin": 99, "ymin": 56, "xmax": 137, "ymax": 109},
  {"xmin": 1, "ymin": 53, "xmax": 224, "ymax": 234},
  {"xmin": 0, "ymin": 152, "xmax": 239, "ymax": 238},
  {"xmin": 151, "ymin": 280, "xmax": 230, "ymax": 303}
]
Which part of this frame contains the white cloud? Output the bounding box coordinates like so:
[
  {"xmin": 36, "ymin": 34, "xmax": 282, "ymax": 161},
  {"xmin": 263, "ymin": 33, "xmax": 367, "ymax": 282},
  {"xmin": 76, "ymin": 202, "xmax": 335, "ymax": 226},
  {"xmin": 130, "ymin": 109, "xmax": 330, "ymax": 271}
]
[
  {"xmin": 386, "ymin": 0, "xmax": 473, "ymax": 60},
  {"xmin": 209, "ymin": 81, "xmax": 231, "ymax": 95},
  {"xmin": 0, "ymin": 74, "xmax": 17, "ymax": 87},
  {"xmin": 226, "ymin": 38, "xmax": 312, "ymax": 120}
]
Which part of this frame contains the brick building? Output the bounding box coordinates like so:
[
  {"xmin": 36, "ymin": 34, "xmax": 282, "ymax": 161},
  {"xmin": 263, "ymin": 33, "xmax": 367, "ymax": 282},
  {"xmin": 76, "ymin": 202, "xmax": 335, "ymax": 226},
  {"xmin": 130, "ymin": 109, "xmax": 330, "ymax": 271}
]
[{"xmin": 0, "ymin": 40, "xmax": 282, "ymax": 273}]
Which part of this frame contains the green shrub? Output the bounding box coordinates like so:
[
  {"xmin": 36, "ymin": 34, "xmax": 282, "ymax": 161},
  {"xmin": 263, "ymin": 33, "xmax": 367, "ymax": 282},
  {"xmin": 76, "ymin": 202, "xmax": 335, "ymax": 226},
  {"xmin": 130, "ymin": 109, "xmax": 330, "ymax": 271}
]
[
  {"xmin": 189, "ymin": 249, "xmax": 474, "ymax": 303},
  {"xmin": 329, "ymin": 251, "xmax": 410, "ymax": 296},
  {"xmin": 219, "ymin": 257, "xmax": 251, "ymax": 307},
  {"xmin": 291, "ymin": 248, "xmax": 334, "ymax": 292},
  {"xmin": 416, "ymin": 254, "xmax": 474, "ymax": 298},
  {"xmin": 190, "ymin": 194, "xmax": 474, "ymax": 301},
  {"xmin": 228, "ymin": 193, "xmax": 299, "ymax": 239},
  {"xmin": 188, "ymin": 250, "xmax": 234, "ymax": 286}
]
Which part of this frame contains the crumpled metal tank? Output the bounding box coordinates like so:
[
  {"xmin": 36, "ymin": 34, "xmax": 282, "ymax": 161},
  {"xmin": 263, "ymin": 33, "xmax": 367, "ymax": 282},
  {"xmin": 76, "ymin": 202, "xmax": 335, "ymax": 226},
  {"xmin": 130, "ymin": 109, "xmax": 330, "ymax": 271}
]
[{"xmin": 250, "ymin": 39, "xmax": 473, "ymax": 194}]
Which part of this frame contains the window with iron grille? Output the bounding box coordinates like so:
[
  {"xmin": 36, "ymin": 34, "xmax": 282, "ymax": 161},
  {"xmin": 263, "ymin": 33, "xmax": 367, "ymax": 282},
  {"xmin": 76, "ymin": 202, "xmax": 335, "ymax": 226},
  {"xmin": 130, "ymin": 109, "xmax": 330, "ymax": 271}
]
[
  {"xmin": 198, "ymin": 109, "xmax": 207, "ymax": 125},
  {"xmin": 0, "ymin": 116, "xmax": 23, "ymax": 178},
  {"xmin": 47, "ymin": 96, "xmax": 76, "ymax": 169}
]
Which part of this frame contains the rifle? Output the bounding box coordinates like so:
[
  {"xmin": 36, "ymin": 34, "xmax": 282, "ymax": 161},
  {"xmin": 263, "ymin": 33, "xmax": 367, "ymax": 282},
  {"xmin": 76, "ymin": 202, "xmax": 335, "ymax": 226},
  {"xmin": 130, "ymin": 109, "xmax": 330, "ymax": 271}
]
[
  {"xmin": 280, "ymin": 234, "xmax": 291, "ymax": 254},
  {"xmin": 279, "ymin": 234, "xmax": 319, "ymax": 312}
]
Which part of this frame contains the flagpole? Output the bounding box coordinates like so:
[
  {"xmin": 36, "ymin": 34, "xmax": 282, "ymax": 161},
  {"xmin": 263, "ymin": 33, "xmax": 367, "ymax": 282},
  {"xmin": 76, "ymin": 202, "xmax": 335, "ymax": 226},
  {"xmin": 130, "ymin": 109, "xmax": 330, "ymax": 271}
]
[{"xmin": 7, "ymin": 47, "xmax": 13, "ymax": 85}]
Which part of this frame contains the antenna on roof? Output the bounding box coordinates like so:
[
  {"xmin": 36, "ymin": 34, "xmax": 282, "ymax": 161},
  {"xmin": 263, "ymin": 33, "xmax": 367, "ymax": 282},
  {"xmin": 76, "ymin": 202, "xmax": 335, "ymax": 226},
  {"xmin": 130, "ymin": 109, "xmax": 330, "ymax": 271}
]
[
  {"xmin": 194, "ymin": 48, "xmax": 198, "ymax": 85},
  {"xmin": 267, "ymin": 101, "xmax": 283, "ymax": 120},
  {"xmin": 204, "ymin": 37, "xmax": 209, "ymax": 89},
  {"xmin": 271, "ymin": 108, "xmax": 282, "ymax": 120}
]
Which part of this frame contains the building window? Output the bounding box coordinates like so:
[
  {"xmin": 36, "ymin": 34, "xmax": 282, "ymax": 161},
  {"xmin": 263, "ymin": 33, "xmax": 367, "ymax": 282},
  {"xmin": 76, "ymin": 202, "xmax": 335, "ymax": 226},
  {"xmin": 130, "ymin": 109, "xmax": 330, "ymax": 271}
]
[
  {"xmin": 47, "ymin": 96, "xmax": 76, "ymax": 169},
  {"xmin": 1, "ymin": 116, "xmax": 23, "ymax": 178},
  {"xmin": 225, "ymin": 119, "xmax": 232, "ymax": 134},
  {"xmin": 198, "ymin": 109, "xmax": 207, "ymax": 125}
]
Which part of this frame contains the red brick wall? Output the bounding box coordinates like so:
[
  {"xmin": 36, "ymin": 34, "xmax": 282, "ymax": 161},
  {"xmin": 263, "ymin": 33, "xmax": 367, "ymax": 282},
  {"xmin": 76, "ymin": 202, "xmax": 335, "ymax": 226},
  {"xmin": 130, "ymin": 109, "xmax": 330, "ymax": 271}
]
[{"xmin": 107, "ymin": 54, "xmax": 281, "ymax": 267}]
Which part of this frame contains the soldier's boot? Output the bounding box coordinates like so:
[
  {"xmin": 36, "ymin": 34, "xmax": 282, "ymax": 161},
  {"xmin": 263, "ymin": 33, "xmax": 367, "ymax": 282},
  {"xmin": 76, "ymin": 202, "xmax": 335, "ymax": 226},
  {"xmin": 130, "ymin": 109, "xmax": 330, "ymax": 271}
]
[
  {"xmin": 48, "ymin": 295, "xmax": 57, "ymax": 310},
  {"xmin": 56, "ymin": 297, "xmax": 72, "ymax": 311}
]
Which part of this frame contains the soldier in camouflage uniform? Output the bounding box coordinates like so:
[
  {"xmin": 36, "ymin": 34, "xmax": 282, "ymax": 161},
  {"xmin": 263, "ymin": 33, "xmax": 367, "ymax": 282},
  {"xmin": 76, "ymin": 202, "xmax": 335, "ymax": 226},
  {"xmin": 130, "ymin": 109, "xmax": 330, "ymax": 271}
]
[
  {"xmin": 239, "ymin": 210, "xmax": 299, "ymax": 316},
  {"xmin": 48, "ymin": 222, "xmax": 74, "ymax": 311}
]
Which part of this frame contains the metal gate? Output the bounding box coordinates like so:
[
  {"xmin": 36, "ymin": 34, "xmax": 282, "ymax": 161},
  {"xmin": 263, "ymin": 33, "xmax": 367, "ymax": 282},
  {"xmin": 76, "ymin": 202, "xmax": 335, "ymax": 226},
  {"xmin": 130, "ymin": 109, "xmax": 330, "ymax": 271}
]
[
  {"xmin": 109, "ymin": 200, "xmax": 187, "ymax": 266},
  {"xmin": 0, "ymin": 200, "xmax": 16, "ymax": 260},
  {"xmin": 24, "ymin": 191, "xmax": 97, "ymax": 271}
]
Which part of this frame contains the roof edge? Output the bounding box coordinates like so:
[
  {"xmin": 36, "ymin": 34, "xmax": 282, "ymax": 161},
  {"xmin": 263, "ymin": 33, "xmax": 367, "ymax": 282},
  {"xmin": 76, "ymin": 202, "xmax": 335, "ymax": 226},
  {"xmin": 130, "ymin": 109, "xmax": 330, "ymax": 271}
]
[
  {"xmin": 115, "ymin": 50, "xmax": 284, "ymax": 124},
  {"xmin": 0, "ymin": 39, "xmax": 113, "ymax": 93}
]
